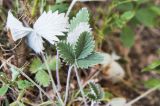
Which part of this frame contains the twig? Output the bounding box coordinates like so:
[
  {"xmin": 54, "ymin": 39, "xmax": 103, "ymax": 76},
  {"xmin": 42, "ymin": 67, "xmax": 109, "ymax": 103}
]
[
  {"xmin": 41, "ymin": 53, "xmax": 64, "ymax": 106},
  {"xmin": 74, "ymin": 65, "xmax": 88, "ymax": 106},
  {"xmin": 64, "ymin": 65, "xmax": 73, "ymax": 105},
  {"xmin": 126, "ymin": 85, "xmax": 160, "ymax": 106},
  {"xmin": 3, "ymin": 61, "xmax": 51, "ymax": 100},
  {"xmin": 56, "ymin": 51, "xmax": 61, "ymax": 91}
]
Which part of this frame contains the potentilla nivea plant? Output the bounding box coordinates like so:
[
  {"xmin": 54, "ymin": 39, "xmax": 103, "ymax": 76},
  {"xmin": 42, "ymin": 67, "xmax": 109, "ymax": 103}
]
[{"xmin": 6, "ymin": 5, "xmax": 104, "ymax": 106}]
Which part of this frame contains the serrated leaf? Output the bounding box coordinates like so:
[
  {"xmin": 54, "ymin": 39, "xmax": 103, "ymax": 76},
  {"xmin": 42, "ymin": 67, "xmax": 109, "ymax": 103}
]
[
  {"xmin": 87, "ymin": 82, "xmax": 103, "ymax": 101},
  {"xmin": 77, "ymin": 52, "xmax": 104, "ymax": 69},
  {"xmin": 0, "ymin": 85, "xmax": 9, "ymax": 96},
  {"xmin": 143, "ymin": 60, "xmax": 160, "ymax": 72},
  {"xmin": 35, "ymin": 70, "xmax": 50, "ymax": 87},
  {"xmin": 17, "ymin": 80, "xmax": 32, "ymax": 90},
  {"xmin": 57, "ymin": 41, "xmax": 75, "ymax": 65},
  {"xmin": 144, "ymin": 79, "xmax": 160, "ymax": 89},
  {"xmin": 69, "ymin": 8, "xmax": 89, "ymax": 32},
  {"xmin": 75, "ymin": 32, "xmax": 95, "ymax": 59},
  {"xmin": 30, "ymin": 58, "xmax": 43, "ymax": 73}
]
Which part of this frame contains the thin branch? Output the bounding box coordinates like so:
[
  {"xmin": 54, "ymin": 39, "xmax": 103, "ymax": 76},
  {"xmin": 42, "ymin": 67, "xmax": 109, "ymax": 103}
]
[
  {"xmin": 64, "ymin": 65, "xmax": 73, "ymax": 105},
  {"xmin": 2, "ymin": 61, "xmax": 51, "ymax": 100},
  {"xmin": 74, "ymin": 65, "xmax": 88, "ymax": 106},
  {"xmin": 41, "ymin": 53, "xmax": 64, "ymax": 106},
  {"xmin": 66, "ymin": 0, "xmax": 78, "ymax": 17},
  {"xmin": 126, "ymin": 85, "xmax": 160, "ymax": 106},
  {"xmin": 56, "ymin": 51, "xmax": 61, "ymax": 91}
]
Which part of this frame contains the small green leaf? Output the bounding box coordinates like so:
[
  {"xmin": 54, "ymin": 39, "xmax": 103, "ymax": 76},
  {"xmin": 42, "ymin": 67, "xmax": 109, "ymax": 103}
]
[
  {"xmin": 69, "ymin": 8, "xmax": 89, "ymax": 32},
  {"xmin": 150, "ymin": 6, "xmax": 160, "ymax": 16},
  {"xmin": 121, "ymin": 11, "xmax": 135, "ymax": 21},
  {"xmin": 43, "ymin": 56, "xmax": 61, "ymax": 71},
  {"xmin": 56, "ymin": 0, "xmax": 65, "ymax": 3},
  {"xmin": 143, "ymin": 60, "xmax": 160, "ymax": 71},
  {"xmin": 35, "ymin": 70, "xmax": 50, "ymax": 87},
  {"xmin": 30, "ymin": 58, "xmax": 43, "ymax": 73},
  {"xmin": 17, "ymin": 80, "xmax": 32, "ymax": 90},
  {"xmin": 57, "ymin": 41, "xmax": 75, "ymax": 65},
  {"xmin": 50, "ymin": 3, "xmax": 69, "ymax": 13},
  {"xmin": 75, "ymin": 32, "xmax": 95, "ymax": 59},
  {"xmin": 77, "ymin": 52, "xmax": 104, "ymax": 69},
  {"xmin": 120, "ymin": 27, "xmax": 135, "ymax": 48},
  {"xmin": 87, "ymin": 82, "xmax": 103, "ymax": 101},
  {"xmin": 144, "ymin": 79, "xmax": 160, "ymax": 89},
  {"xmin": 136, "ymin": 8, "xmax": 157, "ymax": 27},
  {"xmin": 0, "ymin": 85, "xmax": 9, "ymax": 96},
  {"xmin": 101, "ymin": 91, "xmax": 113, "ymax": 102}
]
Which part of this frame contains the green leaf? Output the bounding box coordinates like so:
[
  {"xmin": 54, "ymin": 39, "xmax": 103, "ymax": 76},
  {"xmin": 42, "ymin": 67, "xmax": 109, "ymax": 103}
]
[
  {"xmin": 17, "ymin": 80, "xmax": 32, "ymax": 90},
  {"xmin": 101, "ymin": 91, "xmax": 113, "ymax": 102},
  {"xmin": 57, "ymin": 41, "xmax": 75, "ymax": 65},
  {"xmin": 56, "ymin": 0, "xmax": 65, "ymax": 3},
  {"xmin": 143, "ymin": 60, "xmax": 160, "ymax": 72},
  {"xmin": 30, "ymin": 58, "xmax": 43, "ymax": 73},
  {"xmin": 35, "ymin": 70, "xmax": 50, "ymax": 87},
  {"xmin": 121, "ymin": 11, "xmax": 135, "ymax": 21},
  {"xmin": 77, "ymin": 52, "xmax": 104, "ymax": 69},
  {"xmin": 87, "ymin": 82, "xmax": 103, "ymax": 101},
  {"xmin": 0, "ymin": 85, "xmax": 9, "ymax": 96},
  {"xmin": 69, "ymin": 8, "xmax": 89, "ymax": 32},
  {"xmin": 120, "ymin": 27, "xmax": 135, "ymax": 48},
  {"xmin": 144, "ymin": 79, "xmax": 160, "ymax": 89},
  {"xmin": 50, "ymin": 3, "xmax": 69, "ymax": 13},
  {"xmin": 150, "ymin": 6, "xmax": 160, "ymax": 16},
  {"xmin": 75, "ymin": 32, "xmax": 95, "ymax": 59},
  {"xmin": 43, "ymin": 56, "xmax": 61, "ymax": 71},
  {"xmin": 115, "ymin": 11, "xmax": 135, "ymax": 28},
  {"xmin": 136, "ymin": 8, "xmax": 157, "ymax": 27},
  {"xmin": 117, "ymin": 2, "xmax": 133, "ymax": 11}
]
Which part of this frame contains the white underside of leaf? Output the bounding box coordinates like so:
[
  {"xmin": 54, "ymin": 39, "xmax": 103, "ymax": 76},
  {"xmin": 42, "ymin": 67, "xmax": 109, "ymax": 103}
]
[
  {"xmin": 67, "ymin": 22, "xmax": 91, "ymax": 44},
  {"xmin": 6, "ymin": 10, "xmax": 69, "ymax": 54}
]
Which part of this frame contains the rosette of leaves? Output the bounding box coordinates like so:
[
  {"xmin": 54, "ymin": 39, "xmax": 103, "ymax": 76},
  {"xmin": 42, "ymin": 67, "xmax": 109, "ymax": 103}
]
[
  {"xmin": 57, "ymin": 8, "xmax": 104, "ymax": 68},
  {"xmin": 87, "ymin": 82, "xmax": 103, "ymax": 101},
  {"xmin": 29, "ymin": 56, "xmax": 61, "ymax": 87}
]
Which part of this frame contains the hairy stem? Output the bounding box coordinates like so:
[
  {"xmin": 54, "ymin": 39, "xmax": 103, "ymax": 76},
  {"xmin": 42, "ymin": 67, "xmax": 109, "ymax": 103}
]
[
  {"xmin": 66, "ymin": 0, "xmax": 78, "ymax": 16},
  {"xmin": 126, "ymin": 85, "xmax": 160, "ymax": 106},
  {"xmin": 64, "ymin": 65, "xmax": 73, "ymax": 105},
  {"xmin": 74, "ymin": 65, "xmax": 88, "ymax": 106},
  {"xmin": 41, "ymin": 53, "xmax": 64, "ymax": 105},
  {"xmin": 56, "ymin": 51, "xmax": 61, "ymax": 91}
]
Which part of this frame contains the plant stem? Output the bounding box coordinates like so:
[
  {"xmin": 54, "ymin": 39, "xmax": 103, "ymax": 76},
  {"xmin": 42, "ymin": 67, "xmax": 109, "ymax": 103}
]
[
  {"xmin": 66, "ymin": 0, "xmax": 78, "ymax": 16},
  {"xmin": 64, "ymin": 65, "xmax": 73, "ymax": 105},
  {"xmin": 41, "ymin": 53, "xmax": 64, "ymax": 106},
  {"xmin": 56, "ymin": 51, "xmax": 61, "ymax": 91},
  {"xmin": 4, "ymin": 61, "xmax": 51, "ymax": 100},
  {"xmin": 126, "ymin": 85, "xmax": 160, "ymax": 106},
  {"xmin": 31, "ymin": 0, "xmax": 39, "ymax": 17},
  {"xmin": 74, "ymin": 65, "xmax": 88, "ymax": 106}
]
